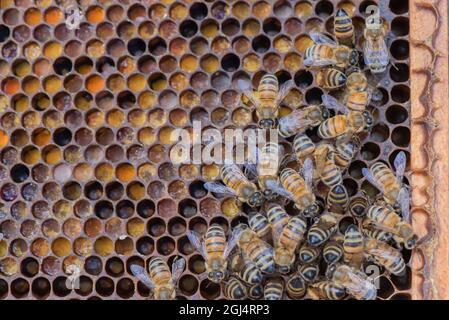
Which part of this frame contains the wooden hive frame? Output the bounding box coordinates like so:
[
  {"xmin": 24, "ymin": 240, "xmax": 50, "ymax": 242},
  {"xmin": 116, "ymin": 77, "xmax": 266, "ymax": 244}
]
[{"xmin": 410, "ymin": 0, "xmax": 449, "ymax": 300}]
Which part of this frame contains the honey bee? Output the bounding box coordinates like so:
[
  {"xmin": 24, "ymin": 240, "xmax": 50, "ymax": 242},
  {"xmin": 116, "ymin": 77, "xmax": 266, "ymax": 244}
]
[
  {"xmin": 326, "ymin": 184, "xmax": 349, "ymax": 214},
  {"xmin": 323, "ymin": 239, "xmax": 344, "ymax": 265},
  {"xmin": 286, "ymin": 274, "xmax": 307, "ymax": 299},
  {"xmin": 349, "ymin": 193, "xmax": 370, "ymax": 217},
  {"xmin": 328, "ymin": 264, "xmax": 377, "ymax": 300},
  {"xmin": 256, "ymin": 142, "xmax": 284, "ymax": 199},
  {"xmin": 224, "ymin": 277, "xmax": 248, "ymax": 300},
  {"xmin": 248, "ymin": 284, "xmax": 264, "ymax": 299},
  {"xmin": 298, "ymin": 264, "xmax": 319, "ymax": 282},
  {"xmin": 314, "ymin": 144, "xmax": 343, "ymax": 188},
  {"xmin": 267, "ymin": 203, "xmax": 307, "ymax": 273},
  {"xmin": 364, "ymin": 201, "xmax": 417, "ymax": 249},
  {"xmin": 248, "ymin": 212, "xmax": 271, "ymax": 240},
  {"xmin": 362, "ymin": 151, "xmax": 407, "ymax": 207},
  {"xmin": 278, "ymin": 105, "xmax": 330, "ymax": 138},
  {"xmin": 322, "ymin": 72, "xmax": 371, "ymax": 114},
  {"xmin": 343, "ymin": 224, "xmax": 365, "ymax": 268},
  {"xmin": 307, "ymin": 212, "xmax": 338, "ymax": 246},
  {"xmin": 334, "ymin": 8, "xmax": 355, "ymax": 45},
  {"xmin": 334, "ymin": 136, "xmax": 360, "ymax": 170},
  {"xmin": 130, "ymin": 256, "xmax": 185, "ymax": 300},
  {"xmin": 237, "ymin": 228, "xmax": 276, "ymax": 274},
  {"xmin": 239, "ymin": 258, "xmax": 263, "ymax": 285},
  {"xmin": 304, "ymin": 32, "xmax": 358, "ymax": 69},
  {"xmin": 365, "ymin": 237, "xmax": 406, "ymax": 276},
  {"xmin": 205, "ymin": 164, "xmax": 264, "ymax": 207},
  {"xmin": 316, "ymin": 67, "xmax": 347, "ymax": 90},
  {"xmin": 264, "ymin": 278, "xmax": 284, "ymax": 300},
  {"xmin": 187, "ymin": 224, "xmax": 239, "ymax": 283},
  {"xmin": 279, "ymin": 158, "xmax": 319, "ymax": 217},
  {"xmin": 298, "ymin": 245, "xmax": 321, "ymax": 264},
  {"xmin": 238, "ymin": 74, "xmax": 294, "ymax": 129},
  {"xmin": 318, "ymin": 110, "xmax": 373, "ymax": 139},
  {"xmin": 308, "ymin": 281, "xmax": 347, "ymax": 300},
  {"xmin": 363, "ymin": 14, "xmax": 390, "ymax": 74}
]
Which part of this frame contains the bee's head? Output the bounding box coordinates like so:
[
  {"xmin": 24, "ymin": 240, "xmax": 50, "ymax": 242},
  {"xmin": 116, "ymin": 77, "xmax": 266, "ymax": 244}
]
[
  {"xmin": 208, "ymin": 271, "xmax": 225, "ymax": 283},
  {"xmin": 363, "ymin": 110, "xmax": 374, "ymax": 129},
  {"xmin": 258, "ymin": 118, "xmax": 277, "ymax": 129},
  {"xmin": 303, "ymin": 203, "xmax": 319, "ymax": 217},
  {"xmin": 263, "ymin": 188, "xmax": 274, "ymax": 199},
  {"xmin": 320, "ymin": 107, "xmax": 330, "ymax": 120},
  {"xmin": 404, "ymin": 235, "xmax": 418, "ymax": 250},
  {"xmin": 349, "ymin": 49, "xmax": 359, "ymax": 66},
  {"xmin": 278, "ymin": 265, "xmax": 290, "ymax": 274},
  {"xmin": 248, "ymin": 190, "xmax": 264, "ymax": 207}
]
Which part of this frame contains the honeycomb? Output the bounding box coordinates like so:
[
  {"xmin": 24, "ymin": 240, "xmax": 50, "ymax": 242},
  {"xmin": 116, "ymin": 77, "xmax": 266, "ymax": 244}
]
[{"xmin": 0, "ymin": 0, "xmax": 412, "ymax": 299}]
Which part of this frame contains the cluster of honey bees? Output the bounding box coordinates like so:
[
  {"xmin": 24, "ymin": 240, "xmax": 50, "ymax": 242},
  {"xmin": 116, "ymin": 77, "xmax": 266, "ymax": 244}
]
[{"xmin": 129, "ymin": 8, "xmax": 417, "ymax": 300}]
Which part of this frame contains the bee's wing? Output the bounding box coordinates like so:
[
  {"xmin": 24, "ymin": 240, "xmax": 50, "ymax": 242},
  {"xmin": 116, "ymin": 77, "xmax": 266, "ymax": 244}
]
[
  {"xmin": 367, "ymin": 246, "xmax": 401, "ymax": 263},
  {"xmin": 304, "ymin": 57, "xmax": 336, "ymax": 68},
  {"xmin": 204, "ymin": 182, "xmax": 236, "ymax": 196},
  {"xmin": 322, "ymin": 94, "xmax": 348, "ymax": 114},
  {"xmin": 130, "ymin": 265, "xmax": 156, "ymax": 290},
  {"xmin": 271, "ymin": 220, "xmax": 287, "ymax": 245},
  {"xmin": 393, "ymin": 151, "xmax": 406, "ymax": 184},
  {"xmin": 276, "ymin": 79, "xmax": 294, "ymax": 104},
  {"xmin": 265, "ymin": 180, "xmax": 294, "ymax": 199},
  {"xmin": 237, "ymin": 79, "xmax": 258, "ymax": 106},
  {"xmin": 171, "ymin": 256, "xmax": 186, "ymax": 284},
  {"xmin": 345, "ymin": 269, "xmax": 377, "ymax": 300},
  {"xmin": 362, "ymin": 168, "xmax": 385, "ymax": 193},
  {"xmin": 224, "ymin": 227, "xmax": 244, "ymax": 258},
  {"xmin": 397, "ymin": 187, "xmax": 410, "ymax": 223},
  {"xmin": 186, "ymin": 230, "xmax": 207, "ymax": 258},
  {"xmin": 278, "ymin": 110, "xmax": 315, "ymax": 134},
  {"xmin": 244, "ymin": 163, "xmax": 258, "ymax": 180},
  {"xmin": 302, "ymin": 158, "xmax": 314, "ymax": 190},
  {"xmin": 310, "ymin": 32, "xmax": 337, "ymax": 45}
]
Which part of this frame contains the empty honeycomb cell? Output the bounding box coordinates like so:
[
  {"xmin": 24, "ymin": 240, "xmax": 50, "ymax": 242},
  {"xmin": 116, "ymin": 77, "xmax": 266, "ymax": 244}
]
[
  {"xmin": 136, "ymin": 236, "xmax": 154, "ymax": 255},
  {"xmin": 75, "ymin": 276, "xmax": 94, "ymax": 297},
  {"xmin": 391, "ymin": 17, "xmax": 409, "ymax": 37},
  {"xmin": 96, "ymin": 277, "xmax": 115, "ymax": 297},
  {"xmin": 105, "ymin": 257, "xmax": 124, "ymax": 277},
  {"xmin": 391, "ymin": 126, "xmax": 411, "ymax": 147},
  {"xmin": 156, "ymin": 236, "xmax": 175, "ymax": 256},
  {"xmin": 386, "ymin": 105, "xmax": 408, "ymax": 124},
  {"xmin": 31, "ymin": 277, "xmax": 51, "ymax": 299},
  {"xmin": 117, "ymin": 278, "xmax": 134, "ymax": 299},
  {"xmin": 85, "ymin": 256, "xmax": 103, "ymax": 276},
  {"xmin": 11, "ymin": 278, "xmax": 29, "ymax": 298},
  {"xmin": 20, "ymin": 257, "xmax": 39, "ymax": 278},
  {"xmin": 390, "ymin": 0, "xmax": 408, "ymax": 14},
  {"xmin": 343, "ymin": 178, "xmax": 358, "ymax": 197},
  {"xmin": 390, "ymin": 63, "xmax": 409, "ymax": 83},
  {"xmin": 179, "ymin": 275, "xmax": 199, "ymax": 296},
  {"xmin": 391, "ymin": 39, "xmax": 409, "ymax": 60},
  {"xmin": 349, "ymin": 160, "xmax": 367, "ymax": 179}
]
